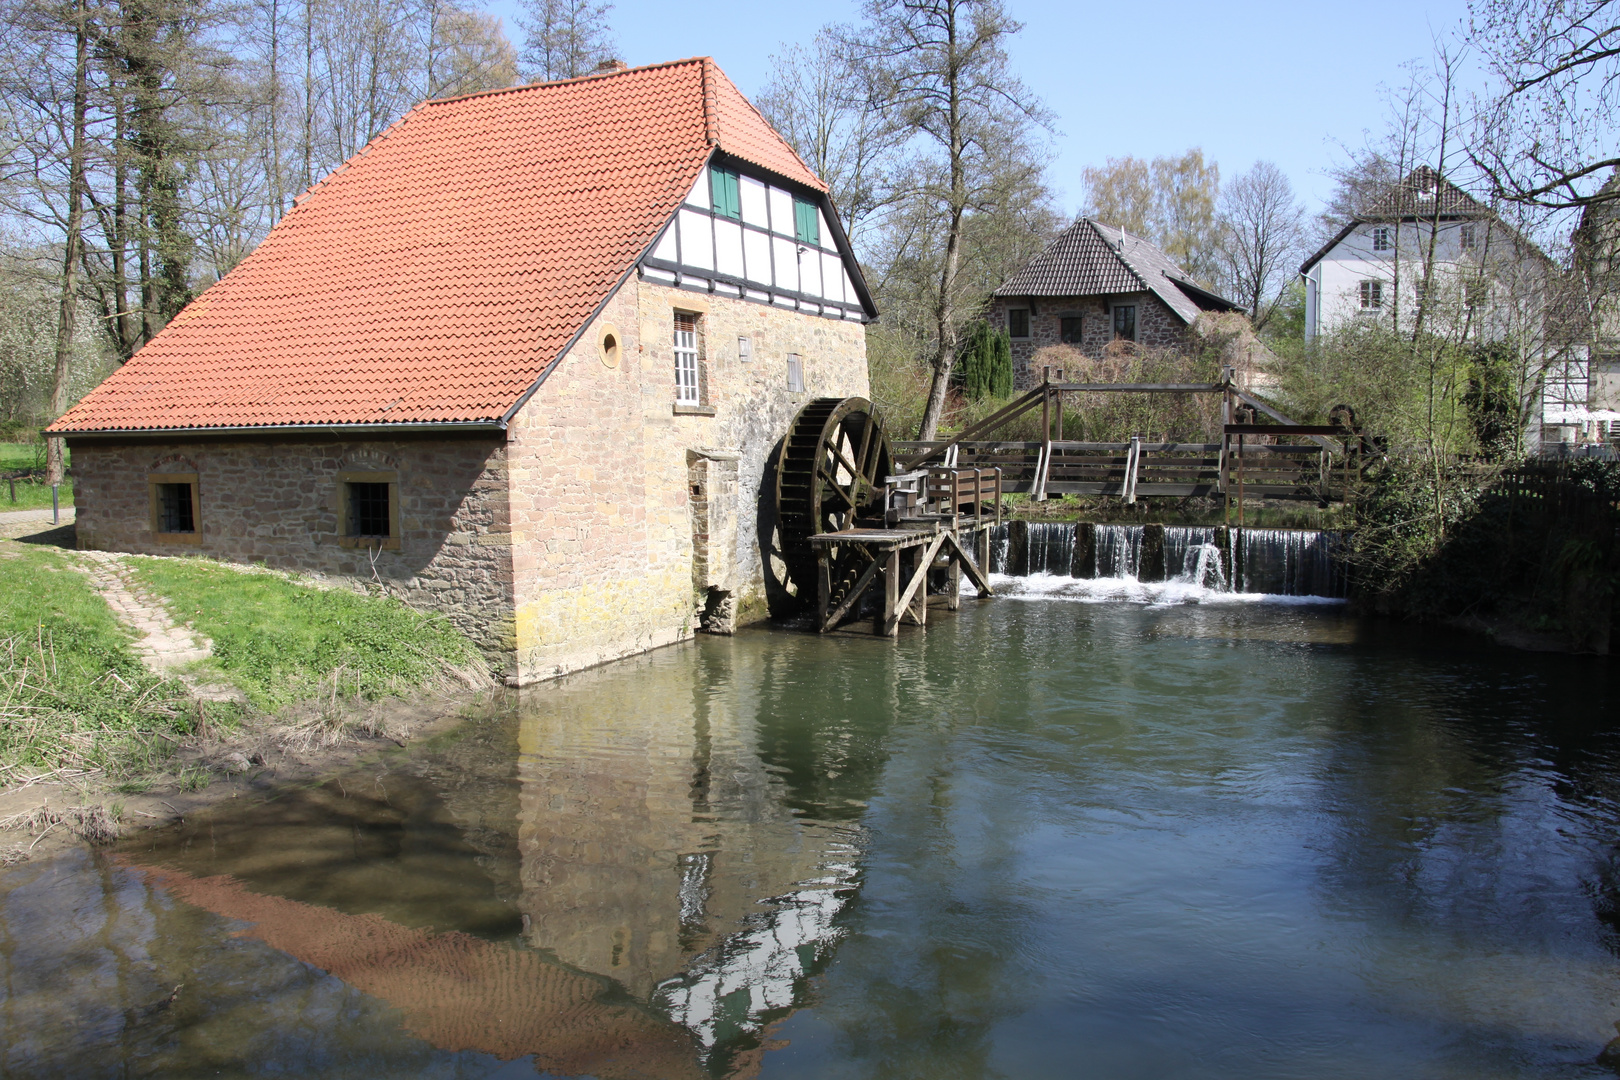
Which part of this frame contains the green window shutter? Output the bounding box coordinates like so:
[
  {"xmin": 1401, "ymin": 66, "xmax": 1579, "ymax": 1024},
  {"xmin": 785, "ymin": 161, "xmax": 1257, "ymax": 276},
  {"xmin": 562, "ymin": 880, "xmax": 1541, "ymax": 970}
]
[
  {"xmin": 710, "ymin": 167, "xmax": 740, "ymax": 219},
  {"xmin": 794, "ymin": 198, "xmax": 820, "ymax": 246}
]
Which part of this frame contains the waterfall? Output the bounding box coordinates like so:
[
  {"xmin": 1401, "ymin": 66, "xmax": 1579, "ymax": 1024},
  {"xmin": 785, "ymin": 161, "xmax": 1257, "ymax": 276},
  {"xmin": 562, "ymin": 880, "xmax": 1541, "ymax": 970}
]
[
  {"xmin": 1093, "ymin": 525, "xmax": 1144, "ymax": 580},
  {"xmin": 989, "ymin": 522, "xmax": 1011, "ymax": 574},
  {"xmin": 1234, "ymin": 529, "xmax": 1343, "ymax": 598},
  {"xmin": 1165, "ymin": 527, "xmax": 1227, "ymax": 591},
  {"xmin": 1026, "ymin": 523, "xmax": 1076, "ymax": 575}
]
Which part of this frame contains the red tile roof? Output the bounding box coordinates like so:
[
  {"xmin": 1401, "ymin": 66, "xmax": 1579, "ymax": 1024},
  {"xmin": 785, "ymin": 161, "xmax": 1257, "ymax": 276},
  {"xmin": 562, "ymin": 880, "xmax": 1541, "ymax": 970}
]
[{"xmin": 51, "ymin": 58, "xmax": 825, "ymax": 434}]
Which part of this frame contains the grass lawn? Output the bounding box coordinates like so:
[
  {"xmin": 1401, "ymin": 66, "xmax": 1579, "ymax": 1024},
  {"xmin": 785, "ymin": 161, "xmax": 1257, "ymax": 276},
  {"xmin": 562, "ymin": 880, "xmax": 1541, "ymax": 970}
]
[
  {"xmin": 129, "ymin": 557, "xmax": 485, "ymax": 712},
  {"xmin": 0, "ymin": 443, "xmax": 73, "ymax": 512},
  {"xmin": 0, "ymin": 544, "xmax": 193, "ymax": 778}
]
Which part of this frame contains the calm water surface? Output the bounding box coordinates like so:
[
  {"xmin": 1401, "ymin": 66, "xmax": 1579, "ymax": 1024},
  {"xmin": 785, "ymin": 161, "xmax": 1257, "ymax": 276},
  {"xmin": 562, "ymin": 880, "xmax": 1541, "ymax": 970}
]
[{"xmin": 5, "ymin": 591, "xmax": 1620, "ymax": 1078}]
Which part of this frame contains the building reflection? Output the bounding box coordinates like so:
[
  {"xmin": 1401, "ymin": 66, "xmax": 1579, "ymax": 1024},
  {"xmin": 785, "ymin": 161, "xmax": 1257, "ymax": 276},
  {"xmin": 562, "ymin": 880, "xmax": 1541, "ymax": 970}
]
[
  {"xmin": 512, "ymin": 642, "xmax": 864, "ymax": 1063},
  {"xmin": 90, "ymin": 636, "xmax": 869, "ymax": 1077}
]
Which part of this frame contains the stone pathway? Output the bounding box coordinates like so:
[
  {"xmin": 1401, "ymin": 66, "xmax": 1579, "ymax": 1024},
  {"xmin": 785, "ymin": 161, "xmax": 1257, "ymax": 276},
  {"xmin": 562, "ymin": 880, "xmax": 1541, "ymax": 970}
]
[
  {"xmin": 0, "ymin": 508, "xmax": 73, "ymax": 525},
  {"xmin": 75, "ymin": 551, "xmax": 245, "ymax": 703}
]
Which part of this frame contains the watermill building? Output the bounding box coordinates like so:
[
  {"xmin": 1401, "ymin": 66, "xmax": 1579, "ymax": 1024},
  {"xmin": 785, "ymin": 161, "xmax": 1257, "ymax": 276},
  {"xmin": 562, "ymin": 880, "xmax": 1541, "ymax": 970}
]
[{"xmin": 47, "ymin": 58, "xmax": 877, "ymax": 685}]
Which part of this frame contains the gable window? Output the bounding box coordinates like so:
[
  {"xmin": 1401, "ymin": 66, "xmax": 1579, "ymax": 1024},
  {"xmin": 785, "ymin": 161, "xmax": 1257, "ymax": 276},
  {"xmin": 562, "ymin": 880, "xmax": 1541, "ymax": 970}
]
[
  {"xmin": 1008, "ymin": 308, "xmax": 1030, "ymax": 338},
  {"xmin": 1060, "ymin": 316, "xmax": 1083, "ymax": 344},
  {"xmin": 148, "ymin": 472, "xmax": 200, "ymax": 543},
  {"xmin": 1112, "ymin": 304, "xmax": 1137, "ymax": 341},
  {"xmin": 793, "ymin": 197, "xmax": 820, "ymax": 246},
  {"xmin": 338, "ymin": 471, "xmax": 399, "ymax": 549},
  {"xmin": 674, "ymin": 311, "xmax": 701, "ymax": 404},
  {"xmin": 1359, "ymin": 280, "xmax": 1383, "ymax": 309},
  {"xmin": 710, "ymin": 167, "xmax": 741, "ymax": 220},
  {"xmin": 1460, "ymin": 223, "xmax": 1478, "ymax": 250},
  {"xmin": 787, "ymin": 352, "xmax": 805, "ymax": 393},
  {"xmin": 1372, "ymin": 227, "xmax": 1391, "ymax": 252}
]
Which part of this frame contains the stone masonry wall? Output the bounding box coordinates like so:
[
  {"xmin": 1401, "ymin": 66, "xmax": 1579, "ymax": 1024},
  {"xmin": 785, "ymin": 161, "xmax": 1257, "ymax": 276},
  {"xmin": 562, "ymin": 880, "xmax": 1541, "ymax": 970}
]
[
  {"xmin": 990, "ymin": 292, "xmax": 1193, "ymax": 389},
  {"xmin": 505, "ymin": 277, "xmax": 869, "ymax": 684},
  {"xmin": 67, "ymin": 435, "xmax": 516, "ymax": 665}
]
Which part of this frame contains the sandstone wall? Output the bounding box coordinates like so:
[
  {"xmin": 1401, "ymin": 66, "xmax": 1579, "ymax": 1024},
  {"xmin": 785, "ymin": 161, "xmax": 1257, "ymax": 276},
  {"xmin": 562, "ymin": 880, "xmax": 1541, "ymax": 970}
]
[
  {"xmin": 990, "ymin": 292, "xmax": 1193, "ymax": 388},
  {"xmin": 505, "ymin": 276, "xmax": 868, "ymax": 683},
  {"xmin": 66, "ymin": 435, "xmax": 515, "ymax": 663}
]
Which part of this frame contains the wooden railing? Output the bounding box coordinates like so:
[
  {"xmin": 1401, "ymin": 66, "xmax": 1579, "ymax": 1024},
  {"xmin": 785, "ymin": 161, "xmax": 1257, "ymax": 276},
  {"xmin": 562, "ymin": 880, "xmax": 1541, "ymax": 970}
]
[{"xmin": 895, "ymin": 440, "xmax": 1338, "ymax": 502}]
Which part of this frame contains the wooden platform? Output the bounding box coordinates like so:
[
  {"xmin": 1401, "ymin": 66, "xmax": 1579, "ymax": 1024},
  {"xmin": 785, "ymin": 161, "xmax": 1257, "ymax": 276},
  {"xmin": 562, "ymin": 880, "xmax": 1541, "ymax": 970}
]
[{"xmin": 806, "ymin": 520, "xmax": 995, "ymax": 637}]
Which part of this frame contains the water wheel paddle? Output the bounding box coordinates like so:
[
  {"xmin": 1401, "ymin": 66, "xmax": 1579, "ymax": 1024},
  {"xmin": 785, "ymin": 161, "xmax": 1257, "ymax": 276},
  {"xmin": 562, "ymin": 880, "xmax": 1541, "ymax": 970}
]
[{"xmin": 774, "ymin": 397, "xmax": 894, "ymax": 600}]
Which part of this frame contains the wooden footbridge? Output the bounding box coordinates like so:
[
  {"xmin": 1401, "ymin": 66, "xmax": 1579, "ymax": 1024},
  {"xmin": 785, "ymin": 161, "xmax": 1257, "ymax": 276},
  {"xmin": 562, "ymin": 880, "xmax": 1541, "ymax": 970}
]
[{"xmin": 772, "ymin": 370, "xmax": 1366, "ymax": 636}]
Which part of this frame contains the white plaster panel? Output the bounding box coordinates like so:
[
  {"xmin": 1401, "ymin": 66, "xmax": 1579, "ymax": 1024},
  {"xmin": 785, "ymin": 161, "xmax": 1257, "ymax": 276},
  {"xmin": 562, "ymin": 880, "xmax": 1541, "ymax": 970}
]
[
  {"xmin": 820, "ymin": 253, "xmax": 843, "ymax": 302},
  {"xmin": 740, "ymin": 176, "xmax": 768, "ymax": 228},
  {"xmin": 715, "ymin": 218, "xmax": 745, "ymax": 279},
  {"xmin": 685, "ymin": 171, "xmax": 707, "ymax": 207},
  {"xmin": 772, "ymin": 236, "xmax": 799, "ymax": 292},
  {"xmin": 798, "ymin": 247, "xmax": 821, "ymax": 297},
  {"xmin": 679, "ymin": 209, "xmax": 714, "ymax": 271},
  {"xmin": 651, "ymin": 227, "xmax": 677, "ymax": 263},
  {"xmin": 768, "ymin": 187, "xmax": 795, "ymax": 237},
  {"xmin": 743, "ymin": 228, "xmax": 772, "ymax": 286}
]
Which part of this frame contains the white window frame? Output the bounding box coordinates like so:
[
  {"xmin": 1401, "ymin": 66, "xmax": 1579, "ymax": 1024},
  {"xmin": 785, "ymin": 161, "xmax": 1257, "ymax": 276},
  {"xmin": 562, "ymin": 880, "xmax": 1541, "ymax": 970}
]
[
  {"xmin": 1371, "ymin": 226, "xmax": 1391, "ymax": 252},
  {"xmin": 1459, "ymin": 223, "xmax": 1478, "ymax": 250},
  {"xmin": 1359, "ymin": 280, "xmax": 1383, "ymax": 310},
  {"xmin": 787, "ymin": 353, "xmax": 805, "ymax": 393},
  {"xmin": 674, "ymin": 313, "xmax": 700, "ymax": 404}
]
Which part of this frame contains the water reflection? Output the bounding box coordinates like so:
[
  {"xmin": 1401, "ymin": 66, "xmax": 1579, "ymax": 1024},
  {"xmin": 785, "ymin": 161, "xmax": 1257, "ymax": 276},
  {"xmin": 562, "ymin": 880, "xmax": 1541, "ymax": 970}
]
[
  {"xmin": 510, "ymin": 648, "xmax": 865, "ymax": 1063},
  {"xmin": 4, "ymin": 604, "xmax": 1620, "ymax": 1078}
]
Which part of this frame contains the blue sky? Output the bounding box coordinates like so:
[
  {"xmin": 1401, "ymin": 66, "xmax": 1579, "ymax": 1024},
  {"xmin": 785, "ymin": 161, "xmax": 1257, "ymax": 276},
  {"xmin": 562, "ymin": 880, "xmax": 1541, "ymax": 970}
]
[{"xmin": 478, "ymin": 0, "xmax": 1482, "ymax": 218}]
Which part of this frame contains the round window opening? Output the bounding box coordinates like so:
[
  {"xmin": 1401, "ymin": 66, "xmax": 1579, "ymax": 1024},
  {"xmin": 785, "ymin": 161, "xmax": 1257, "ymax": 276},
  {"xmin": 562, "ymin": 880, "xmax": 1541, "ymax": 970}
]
[{"xmin": 599, "ymin": 325, "xmax": 622, "ymax": 368}]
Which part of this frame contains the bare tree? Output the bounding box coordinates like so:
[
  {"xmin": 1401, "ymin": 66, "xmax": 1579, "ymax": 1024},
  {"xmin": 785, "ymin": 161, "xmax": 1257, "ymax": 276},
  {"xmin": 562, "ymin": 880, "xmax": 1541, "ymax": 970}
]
[
  {"xmin": 517, "ymin": 0, "xmax": 614, "ymax": 82},
  {"xmin": 1468, "ymin": 0, "xmax": 1620, "ymax": 212},
  {"xmin": 1216, "ymin": 161, "xmax": 1305, "ymax": 330},
  {"xmin": 1081, "ymin": 149, "xmax": 1221, "ymax": 284},
  {"xmin": 757, "ymin": 29, "xmax": 904, "ymax": 248},
  {"xmin": 857, "ymin": 0, "xmax": 1051, "ymax": 441}
]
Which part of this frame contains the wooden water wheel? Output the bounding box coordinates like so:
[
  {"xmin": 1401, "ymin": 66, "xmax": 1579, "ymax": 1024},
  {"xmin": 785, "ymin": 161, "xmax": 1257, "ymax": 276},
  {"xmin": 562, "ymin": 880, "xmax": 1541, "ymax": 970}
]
[{"xmin": 774, "ymin": 397, "xmax": 894, "ymax": 601}]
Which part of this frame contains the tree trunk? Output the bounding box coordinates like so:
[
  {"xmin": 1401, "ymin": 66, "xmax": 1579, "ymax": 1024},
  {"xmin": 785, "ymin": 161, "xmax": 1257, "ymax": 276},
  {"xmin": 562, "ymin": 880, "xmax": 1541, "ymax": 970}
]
[
  {"xmin": 915, "ymin": 0, "xmax": 963, "ymax": 443},
  {"xmin": 48, "ymin": 0, "xmax": 91, "ymax": 488}
]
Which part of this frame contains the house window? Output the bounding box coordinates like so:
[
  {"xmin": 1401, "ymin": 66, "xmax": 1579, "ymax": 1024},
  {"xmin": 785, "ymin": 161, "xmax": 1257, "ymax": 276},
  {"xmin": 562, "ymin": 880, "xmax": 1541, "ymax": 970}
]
[
  {"xmin": 787, "ymin": 352, "xmax": 805, "ymax": 393},
  {"xmin": 1460, "ymin": 223, "xmax": 1478, "ymax": 250},
  {"xmin": 1465, "ymin": 278, "xmax": 1488, "ymax": 311},
  {"xmin": 793, "ymin": 198, "xmax": 820, "ymax": 246},
  {"xmin": 338, "ymin": 471, "xmax": 399, "ymax": 548},
  {"xmin": 148, "ymin": 472, "xmax": 200, "ymax": 543},
  {"xmin": 1112, "ymin": 304, "xmax": 1137, "ymax": 341},
  {"xmin": 1008, "ymin": 308, "xmax": 1030, "ymax": 338},
  {"xmin": 1372, "ymin": 227, "xmax": 1391, "ymax": 251},
  {"xmin": 674, "ymin": 311, "xmax": 701, "ymax": 404},
  {"xmin": 1359, "ymin": 280, "xmax": 1383, "ymax": 309},
  {"xmin": 710, "ymin": 167, "xmax": 741, "ymax": 220},
  {"xmin": 1060, "ymin": 316, "xmax": 1083, "ymax": 344}
]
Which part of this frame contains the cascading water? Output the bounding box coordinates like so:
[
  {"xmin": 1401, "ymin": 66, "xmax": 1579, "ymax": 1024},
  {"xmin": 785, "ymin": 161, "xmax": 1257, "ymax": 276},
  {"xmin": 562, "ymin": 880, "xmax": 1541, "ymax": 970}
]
[
  {"xmin": 1234, "ymin": 529, "xmax": 1344, "ymax": 598},
  {"xmin": 987, "ymin": 521, "xmax": 1342, "ymax": 603},
  {"xmin": 1026, "ymin": 523, "xmax": 1076, "ymax": 575},
  {"xmin": 1093, "ymin": 525, "xmax": 1144, "ymax": 579}
]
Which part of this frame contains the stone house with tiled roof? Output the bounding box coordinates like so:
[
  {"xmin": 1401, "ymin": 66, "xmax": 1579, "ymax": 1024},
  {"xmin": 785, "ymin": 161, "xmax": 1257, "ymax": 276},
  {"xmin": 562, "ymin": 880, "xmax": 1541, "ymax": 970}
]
[
  {"xmin": 48, "ymin": 58, "xmax": 875, "ymax": 684},
  {"xmin": 989, "ymin": 218, "xmax": 1241, "ymax": 388}
]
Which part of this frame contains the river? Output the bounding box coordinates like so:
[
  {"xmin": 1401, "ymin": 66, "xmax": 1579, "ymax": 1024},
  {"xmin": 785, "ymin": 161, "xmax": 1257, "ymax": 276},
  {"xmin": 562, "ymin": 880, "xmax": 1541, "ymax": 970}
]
[{"xmin": 3, "ymin": 590, "xmax": 1619, "ymax": 1078}]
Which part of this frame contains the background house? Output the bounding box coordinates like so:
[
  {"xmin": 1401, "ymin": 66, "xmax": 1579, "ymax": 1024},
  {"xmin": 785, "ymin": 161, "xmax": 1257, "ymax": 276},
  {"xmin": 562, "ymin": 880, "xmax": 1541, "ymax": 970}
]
[
  {"xmin": 1299, "ymin": 167, "xmax": 1579, "ymax": 448},
  {"xmin": 48, "ymin": 58, "xmax": 875, "ymax": 685},
  {"xmin": 988, "ymin": 218, "xmax": 1242, "ymax": 388}
]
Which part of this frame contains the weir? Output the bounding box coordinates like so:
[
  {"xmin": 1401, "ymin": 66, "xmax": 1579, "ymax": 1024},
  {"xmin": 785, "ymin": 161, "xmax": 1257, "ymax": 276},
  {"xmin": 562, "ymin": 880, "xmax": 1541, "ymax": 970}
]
[{"xmin": 989, "ymin": 521, "xmax": 1346, "ymax": 598}]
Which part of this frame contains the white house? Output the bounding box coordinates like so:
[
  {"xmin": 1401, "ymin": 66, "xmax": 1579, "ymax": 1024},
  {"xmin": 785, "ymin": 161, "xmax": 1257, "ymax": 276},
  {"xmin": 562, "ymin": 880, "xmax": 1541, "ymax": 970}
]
[{"xmin": 1300, "ymin": 167, "xmax": 1587, "ymax": 448}]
